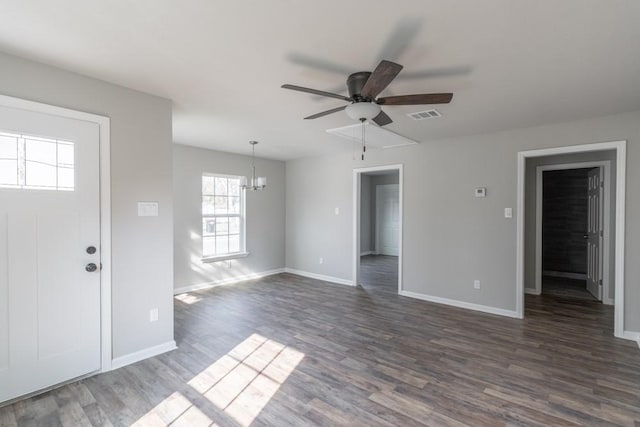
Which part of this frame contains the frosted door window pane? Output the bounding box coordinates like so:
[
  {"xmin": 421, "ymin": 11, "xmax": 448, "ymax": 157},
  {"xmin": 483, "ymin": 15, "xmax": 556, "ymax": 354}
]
[
  {"xmin": 0, "ymin": 159, "xmax": 17, "ymax": 186},
  {"xmin": 0, "ymin": 131, "xmax": 74, "ymax": 191},
  {"xmin": 0, "ymin": 135, "xmax": 17, "ymax": 157},
  {"xmin": 25, "ymin": 161, "xmax": 56, "ymax": 188},
  {"xmin": 0, "ymin": 134, "xmax": 18, "ymax": 187},
  {"xmin": 25, "ymin": 139, "xmax": 56, "ymax": 165}
]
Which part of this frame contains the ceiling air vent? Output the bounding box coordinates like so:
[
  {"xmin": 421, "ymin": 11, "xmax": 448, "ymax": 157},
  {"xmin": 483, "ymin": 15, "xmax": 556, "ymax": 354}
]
[{"xmin": 407, "ymin": 109, "xmax": 441, "ymax": 120}]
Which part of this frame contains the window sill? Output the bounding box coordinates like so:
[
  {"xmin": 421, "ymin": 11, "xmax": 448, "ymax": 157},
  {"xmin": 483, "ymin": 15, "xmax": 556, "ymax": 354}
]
[{"xmin": 201, "ymin": 252, "xmax": 250, "ymax": 263}]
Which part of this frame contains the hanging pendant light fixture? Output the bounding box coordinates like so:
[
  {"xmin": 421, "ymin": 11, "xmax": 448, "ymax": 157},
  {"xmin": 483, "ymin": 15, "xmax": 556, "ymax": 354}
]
[{"xmin": 240, "ymin": 141, "xmax": 267, "ymax": 191}]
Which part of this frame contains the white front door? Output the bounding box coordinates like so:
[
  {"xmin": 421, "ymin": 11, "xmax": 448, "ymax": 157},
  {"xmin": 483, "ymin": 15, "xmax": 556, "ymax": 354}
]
[
  {"xmin": 586, "ymin": 167, "xmax": 603, "ymax": 301},
  {"xmin": 0, "ymin": 104, "xmax": 101, "ymax": 403},
  {"xmin": 376, "ymin": 184, "xmax": 399, "ymax": 256}
]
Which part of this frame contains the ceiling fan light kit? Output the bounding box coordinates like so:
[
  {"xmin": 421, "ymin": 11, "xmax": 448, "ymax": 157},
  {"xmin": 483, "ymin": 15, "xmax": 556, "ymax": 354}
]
[
  {"xmin": 240, "ymin": 141, "xmax": 267, "ymax": 191},
  {"xmin": 345, "ymin": 102, "xmax": 381, "ymax": 121}
]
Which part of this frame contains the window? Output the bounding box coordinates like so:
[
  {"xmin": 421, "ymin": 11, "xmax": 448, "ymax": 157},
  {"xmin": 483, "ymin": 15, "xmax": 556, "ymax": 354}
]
[
  {"xmin": 202, "ymin": 174, "xmax": 245, "ymax": 259},
  {"xmin": 0, "ymin": 130, "xmax": 75, "ymax": 191}
]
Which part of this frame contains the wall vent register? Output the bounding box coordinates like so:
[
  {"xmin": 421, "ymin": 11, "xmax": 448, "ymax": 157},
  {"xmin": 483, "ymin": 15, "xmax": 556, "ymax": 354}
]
[
  {"xmin": 0, "ymin": 130, "xmax": 74, "ymax": 191},
  {"xmin": 407, "ymin": 109, "xmax": 442, "ymax": 120}
]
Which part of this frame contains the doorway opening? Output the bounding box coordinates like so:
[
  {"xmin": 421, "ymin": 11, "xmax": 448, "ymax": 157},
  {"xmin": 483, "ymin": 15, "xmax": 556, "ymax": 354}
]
[
  {"xmin": 352, "ymin": 165, "xmax": 403, "ymax": 294},
  {"xmin": 516, "ymin": 141, "xmax": 627, "ymax": 339},
  {"xmin": 535, "ymin": 163, "xmax": 612, "ymax": 304}
]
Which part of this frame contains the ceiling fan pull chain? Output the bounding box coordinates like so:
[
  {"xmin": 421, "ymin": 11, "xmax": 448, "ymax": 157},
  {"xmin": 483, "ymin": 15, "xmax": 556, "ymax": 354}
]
[{"xmin": 361, "ymin": 118, "xmax": 366, "ymax": 160}]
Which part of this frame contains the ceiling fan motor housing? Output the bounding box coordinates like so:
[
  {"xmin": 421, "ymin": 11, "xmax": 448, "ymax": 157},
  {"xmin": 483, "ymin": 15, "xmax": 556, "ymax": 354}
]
[{"xmin": 347, "ymin": 71, "xmax": 372, "ymax": 101}]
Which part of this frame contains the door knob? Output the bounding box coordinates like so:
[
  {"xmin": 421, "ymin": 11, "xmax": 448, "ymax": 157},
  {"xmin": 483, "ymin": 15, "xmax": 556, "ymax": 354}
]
[
  {"xmin": 85, "ymin": 263, "xmax": 98, "ymax": 272},
  {"xmin": 583, "ymin": 234, "xmax": 589, "ymax": 239},
  {"xmin": 86, "ymin": 246, "xmax": 97, "ymax": 254}
]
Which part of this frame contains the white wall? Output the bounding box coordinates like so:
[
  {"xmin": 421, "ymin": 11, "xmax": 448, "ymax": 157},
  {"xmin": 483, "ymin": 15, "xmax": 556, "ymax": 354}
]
[
  {"xmin": 173, "ymin": 144, "xmax": 285, "ymax": 291},
  {"xmin": 0, "ymin": 52, "xmax": 174, "ymax": 360},
  {"xmin": 285, "ymin": 109, "xmax": 640, "ymax": 334}
]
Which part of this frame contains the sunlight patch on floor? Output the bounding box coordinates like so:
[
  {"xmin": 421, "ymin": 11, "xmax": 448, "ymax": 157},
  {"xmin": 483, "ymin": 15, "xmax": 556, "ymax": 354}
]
[
  {"xmin": 189, "ymin": 333, "xmax": 304, "ymax": 426},
  {"xmin": 132, "ymin": 392, "xmax": 213, "ymax": 426},
  {"xmin": 174, "ymin": 293, "xmax": 202, "ymax": 304}
]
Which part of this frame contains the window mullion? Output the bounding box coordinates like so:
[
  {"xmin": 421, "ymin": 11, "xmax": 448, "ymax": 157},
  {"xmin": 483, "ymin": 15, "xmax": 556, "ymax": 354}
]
[{"xmin": 17, "ymin": 137, "xmax": 25, "ymax": 186}]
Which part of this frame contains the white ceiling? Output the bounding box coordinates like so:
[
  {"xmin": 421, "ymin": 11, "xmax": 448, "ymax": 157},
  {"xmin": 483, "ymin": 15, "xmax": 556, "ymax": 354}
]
[{"xmin": 1, "ymin": 0, "xmax": 639, "ymax": 160}]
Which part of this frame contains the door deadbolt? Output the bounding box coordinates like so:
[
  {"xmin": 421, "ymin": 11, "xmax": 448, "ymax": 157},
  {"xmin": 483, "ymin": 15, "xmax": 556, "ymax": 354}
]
[
  {"xmin": 87, "ymin": 246, "xmax": 97, "ymax": 254},
  {"xmin": 85, "ymin": 263, "xmax": 98, "ymax": 272}
]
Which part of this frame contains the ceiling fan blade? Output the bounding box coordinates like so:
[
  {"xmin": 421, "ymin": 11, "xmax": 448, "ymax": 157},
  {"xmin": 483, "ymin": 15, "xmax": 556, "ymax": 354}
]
[
  {"xmin": 282, "ymin": 84, "xmax": 352, "ymax": 102},
  {"xmin": 286, "ymin": 53, "xmax": 354, "ymax": 75},
  {"xmin": 372, "ymin": 110, "xmax": 393, "ymax": 126},
  {"xmin": 377, "ymin": 93, "xmax": 453, "ymax": 105},
  {"xmin": 304, "ymin": 105, "xmax": 347, "ymax": 120},
  {"xmin": 361, "ymin": 60, "xmax": 403, "ymax": 99},
  {"xmin": 399, "ymin": 66, "xmax": 472, "ymax": 80},
  {"xmin": 376, "ymin": 18, "xmax": 422, "ymax": 63}
]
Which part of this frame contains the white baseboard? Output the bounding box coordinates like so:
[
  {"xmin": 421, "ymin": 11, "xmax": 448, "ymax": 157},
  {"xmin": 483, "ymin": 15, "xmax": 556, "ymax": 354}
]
[
  {"xmin": 524, "ymin": 288, "xmax": 541, "ymax": 295},
  {"xmin": 542, "ymin": 270, "xmax": 587, "ymax": 281},
  {"xmin": 399, "ymin": 290, "xmax": 520, "ymax": 319},
  {"xmin": 603, "ymin": 297, "xmax": 615, "ymax": 306},
  {"xmin": 360, "ymin": 251, "xmax": 374, "ymax": 256},
  {"xmin": 284, "ymin": 268, "xmax": 354, "ymax": 286},
  {"xmin": 621, "ymin": 330, "xmax": 640, "ymax": 346},
  {"xmin": 111, "ymin": 340, "xmax": 177, "ymax": 371},
  {"xmin": 174, "ymin": 268, "xmax": 285, "ymax": 295}
]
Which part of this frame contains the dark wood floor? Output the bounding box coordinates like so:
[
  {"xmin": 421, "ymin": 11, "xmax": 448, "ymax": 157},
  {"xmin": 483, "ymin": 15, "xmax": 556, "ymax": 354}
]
[
  {"xmin": 360, "ymin": 254, "xmax": 398, "ymax": 295},
  {"xmin": 542, "ymin": 276, "xmax": 597, "ymax": 301},
  {"xmin": 1, "ymin": 270, "xmax": 639, "ymax": 426}
]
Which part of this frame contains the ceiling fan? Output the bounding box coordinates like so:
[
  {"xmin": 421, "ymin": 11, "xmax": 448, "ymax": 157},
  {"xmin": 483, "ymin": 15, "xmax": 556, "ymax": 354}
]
[{"xmin": 281, "ymin": 59, "xmax": 453, "ymax": 126}]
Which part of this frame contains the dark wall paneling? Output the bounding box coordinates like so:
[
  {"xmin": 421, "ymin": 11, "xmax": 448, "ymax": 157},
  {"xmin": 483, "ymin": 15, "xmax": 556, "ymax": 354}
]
[{"xmin": 542, "ymin": 168, "xmax": 593, "ymax": 274}]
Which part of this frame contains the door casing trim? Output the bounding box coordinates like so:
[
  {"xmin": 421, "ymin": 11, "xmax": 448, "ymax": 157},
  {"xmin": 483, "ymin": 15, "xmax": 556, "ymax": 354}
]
[
  {"xmin": 516, "ymin": 141, "xmax": 626, "ymax": 338},
  {"xmin": 352, "ymin": 164, "xmax": 403, "ymax": 294},
  {"xmin": 0, "ymin": 94, "xmax": 112, "ymax": 371}
]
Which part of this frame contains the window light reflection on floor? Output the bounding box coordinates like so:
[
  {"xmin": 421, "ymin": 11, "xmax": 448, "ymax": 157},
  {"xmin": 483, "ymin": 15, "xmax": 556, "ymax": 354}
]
[
  {"xmin": 133, "ymin": 333, "xmax": 304, "ymax": 426},
  {"xmin": 190, "ymin": 333, "xmax": 304, "ymax": 426},
  {"xmin": 174, "ymin": 293, "xmax": 202, "ymax": 305}
]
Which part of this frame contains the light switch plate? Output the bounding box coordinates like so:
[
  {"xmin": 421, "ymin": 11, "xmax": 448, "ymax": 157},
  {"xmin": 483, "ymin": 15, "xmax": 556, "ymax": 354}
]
[
  {"xmin": 138, "ymin": 202, "xmax": 159, "ymax": 217},
  {"xmin": 504, "ymin": 207, "xmax": 513, "ymax": 218},
  {"xmin": 475, "ymin": 187, "xmax": 487, "ymax": 198}
]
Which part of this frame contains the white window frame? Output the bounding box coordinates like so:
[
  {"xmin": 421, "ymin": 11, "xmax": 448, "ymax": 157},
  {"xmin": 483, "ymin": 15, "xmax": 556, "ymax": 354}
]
[{"xmin": 201, "ymin": 172, "xmax": 248, "ymax": 262}]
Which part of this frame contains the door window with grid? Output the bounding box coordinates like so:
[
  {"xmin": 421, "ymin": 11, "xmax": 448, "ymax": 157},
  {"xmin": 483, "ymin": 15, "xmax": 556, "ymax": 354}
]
[
  {"xmin": 0, "ymin": 130, "xmax": 75, "ymax": 191},
  {"xmin": 202, "ymin": 174, "xmax": 244, "ymax": 258}
]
